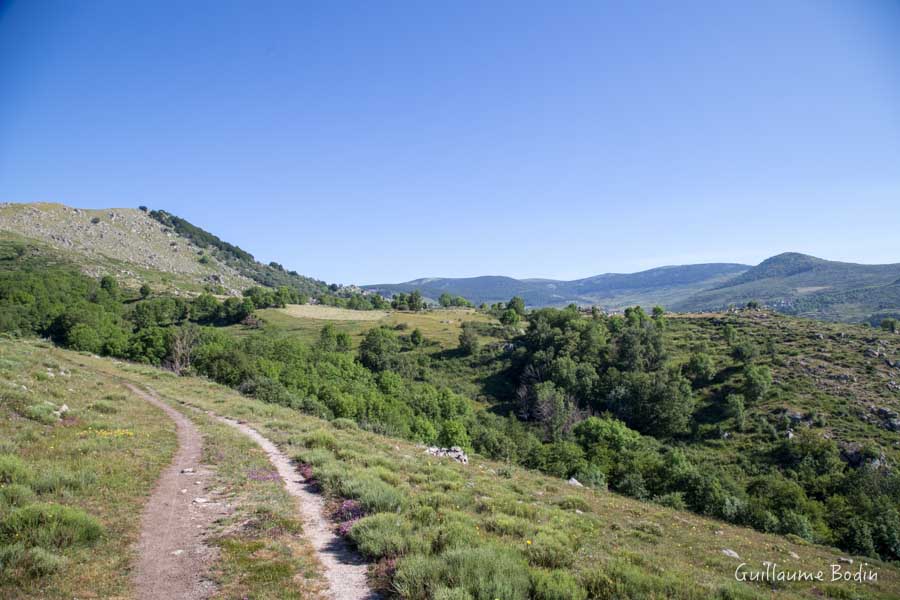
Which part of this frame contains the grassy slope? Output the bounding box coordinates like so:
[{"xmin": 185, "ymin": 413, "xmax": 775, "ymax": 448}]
[
  {"xmin": 38, "ymin": 340, "xmax": 900, "ymax": 599},
  {"xmin": 0, "ymin": 339, "xmax": 325, "ymax": 599}
]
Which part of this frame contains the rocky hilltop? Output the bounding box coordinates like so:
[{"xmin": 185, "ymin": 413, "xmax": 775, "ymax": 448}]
[{"xmin": 0, "ymin": 202, "xmax": 253, "ymax": 293}]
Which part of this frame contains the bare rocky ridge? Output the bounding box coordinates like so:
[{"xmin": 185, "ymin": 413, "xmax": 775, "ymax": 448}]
[{"xmin": 0, "ymin": 202, "xmax": 253, "ymax": 293}]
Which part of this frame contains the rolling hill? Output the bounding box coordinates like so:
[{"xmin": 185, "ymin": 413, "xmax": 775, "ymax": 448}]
[
  {"xmin": 675, "ymin": 252, "xmax": 900, "ymax": 321},
  {"xmin": 368, "ymin": 253, "xmax": 900, "ymax": 322},
  {"xmin": 365, "ymin": 263, "xmax": 750, "ymax": 310},
  {"xmin": 0, "ymin": 202, "xmax": 327, "ymax": 297}
]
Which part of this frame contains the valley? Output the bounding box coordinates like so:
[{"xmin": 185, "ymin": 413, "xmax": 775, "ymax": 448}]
[{"xmin": 1, "ymin": 204, "xmax": 899, "ymax": 599}]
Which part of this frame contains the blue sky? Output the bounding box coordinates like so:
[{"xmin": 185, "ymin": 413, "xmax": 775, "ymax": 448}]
[{"xmin": 1, "ymin": 1, "xmax": 899, "ymax": 284}]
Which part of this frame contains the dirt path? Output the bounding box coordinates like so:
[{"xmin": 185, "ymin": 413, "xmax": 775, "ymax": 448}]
[
  {"xmin": 211, "ymin": 414, "xmax": 376, "ymax": 600},
  {"xmin": 126, "ymin": 384, "xmax": 221, "ymax": 600}
]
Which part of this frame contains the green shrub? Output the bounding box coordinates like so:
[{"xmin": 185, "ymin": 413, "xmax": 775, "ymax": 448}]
[
  {"xmin": 394, "ymin": 553, "xmax": 446, "ymax": 600},
  {"xmin": 303, "ymin": 430, "xmax": 337, "ymax": 450},
  {"xmin": 555, "ymin": 496, "xmax": 590, "ymax": 512},
  {"xmin": 349, "ymin": 513, "xmax": 427, "ymax": 558},
  {"xmin": 524, "ymin": 530, "xmax": 574, "ymax": 568},
  {"xmin": 23, "ymin": 402, "xmax": 58, "ymax": 425},
  {"xmin": 1, "ymin": 503, "xmax": 103, "ymax": 548},
  {"xmin": 427, "ymin": 513, "xmax": 480, "ymax": 553},
  {"xmin": 440, "ymin": 546, "xmax": 531, "ymax": 600},
  {"xmin": 483, "ymin": 514, "xmax": 531, "ymax": 537},
  {"xmin": 87, "ymin": 400, "xmax": 118, "ymax": 414},
  {"xmin": 0, "ymin": 455, "xmax": 32, "ymax": 485},
  {"xmin": 31, "ymin": 467, "xmax": 96, "ymax": 494},
  {"xmin": 531, "ymin": 568, "xmax": 587, "ymax": 600},
  {"xmin": 0, "ymin": 483, "xmax": 36, "ymax": 507},
  {"xmin": 294, "ymin": 448, "xmax": 336, "ymax": 468},
  {"xmin": 338, "ymin": 474, "xmax": 403, "ymax": 513},
  {"xmin": 331, "ymin": 418, "xmax": 358, "ymax": 431},
  {"xmin": 432, "ymin": 586, "xmax": 473, "ymax": 600}
]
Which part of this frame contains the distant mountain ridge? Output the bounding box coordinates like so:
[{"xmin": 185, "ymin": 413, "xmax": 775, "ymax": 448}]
[
  {"xmin": 365, "ymin": 263, "xmax": 750, "ymax": 310},
  {"xmin": 367, "ymin": 253, "xmax": 900, "ymax": 322}
]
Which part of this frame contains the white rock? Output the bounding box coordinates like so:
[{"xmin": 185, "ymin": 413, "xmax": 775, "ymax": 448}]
[
  {"xmin": 567, "ymin": 477, "xmax": 583, "ymax": 487},
  {"xmin": 721, "ymin": 549, "xmax": 740, "ymax": 559},
  {"xmin": 192, "ymin": 497, "xmax": 209, "ymax": 504}
]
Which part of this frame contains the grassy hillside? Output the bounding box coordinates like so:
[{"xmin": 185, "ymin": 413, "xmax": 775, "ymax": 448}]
[
  {"xmin": 0, "ymin": 202, "xmax": 255, "ymax": 294},
  {"xmin": 0, "ymin": 340, "xmax": 324, "ymax": 599},
  {"xmin": 11, "ymin": 339, "xmax": 898, "ymax": 599}
]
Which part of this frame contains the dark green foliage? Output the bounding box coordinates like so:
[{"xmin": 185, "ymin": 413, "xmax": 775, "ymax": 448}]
[
  {"xmin": 148, "ymin": 209, "xmax": 327, "ymax": 295},
  {"xmin": 457, "ymin": 323, "xmax": 479, "ymax": 356},
  {"xmin": 1, "ymin": 503, "xmax": 103, "ymax": 549},
  {"xmin": 392, "ymin": 290, "xmax": 425, "ymax": 311},
  {"xmin": 439, "ymin": 293, "xmax": 472, "ymax": 308}
]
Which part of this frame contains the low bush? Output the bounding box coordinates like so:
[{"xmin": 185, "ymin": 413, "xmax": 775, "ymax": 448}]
[
  {"xmin": 531, "ymin": 568, "xmax": 587, "ymax": 600},
  {"xmin": 303, "ymin": 430, "xmax": 337, "ymax": 451},
  {"xmin": 338, "ymin": 474, "xmax": 404, "ymax": 513},
  {"xmin": 31, "ymin": 467, "xmax": 95, "ymax": 495},
  {"xmin": 1, "ymin": 503, "xmax": 103, "ymax": 549},
  {"xmin": 0, "ymin": 483, "xmax": 36, "ymax": 507},
  {"xmin": 524, "ymin": 530, "xmax": 574, "ymax": 569},
  {"xmin": 331, "ymin": 418, "xmax": 358, "ymax": 431},
  {"xmin": 0, "ymin": 455, "xmax": 32, "ymax": 485},
  {"xmin": 349, "ymin": 513, "xmax": 426, "ymax": 558}
]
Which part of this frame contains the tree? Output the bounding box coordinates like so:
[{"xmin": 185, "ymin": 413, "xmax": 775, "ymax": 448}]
[
  {"xmin": 410, "ymin": 328, "xmax": 424, "ymax": 346},
  {"xmin": 881, "ymin": 318, "xmax": 899, "ymax": 333},
  {"xmin": 747, "ymin": 300, "xmax": 761, "ymax": 310},
  {"xmin": 723, "ymin": 324, "xmax": 737, "ymax": 346},
  {"xmin": 731, "ymin": 340, "xmax": 759, "ymax": 364},
  {"xmin": 499, "ymin": 309, "xmax": 520, "ymax": 326},
  {"xmin": 743, "ymin": 364, "xmax": 772, "ymax": 404},
  {"xmin": 507, "ymin": 296, "xmax": 526, "ymax": 316},
  {"xmin": 408, "ymin": 290, "xmax": 424, "ymax": 311},
  {"xmin": 458, "ymin": 323, "xmax": 479, "ymax": 355},
  {"xmin": 139, "ymin": 283, "xmax": 152, "ymax": 299},
  {"xmin": 317, "ymin": 323, "xmax": 339, "ymax": 352},
  {"xmin": 359, "ymin": 327, "xmax": 401, "ymax": 372},
  {"xmin": 438, "ymin": 419, "xmax": 471, "ymax": 449},
  {"xmin": 100, "ymin": 275, "xmax": 119, "ymax": 300},
  {"xmin": 726, "ymin": 393, "xmax": 746, "ymax": 431},
  {"xmin": 439, "ymin": 292, "xmax": 453, "ymax": 308},
  {"xmin": 684, "ymin": 351, "xmax": 716, "ymax": 384},
  {"xmin": 168, "ymin": 324, "xmax": 201, "ymax": 374}
]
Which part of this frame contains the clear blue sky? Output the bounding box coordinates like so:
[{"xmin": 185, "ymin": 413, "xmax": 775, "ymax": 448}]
[{"xmin": 1, "ymin": 1, "xmax": 899, "ymax": 284}]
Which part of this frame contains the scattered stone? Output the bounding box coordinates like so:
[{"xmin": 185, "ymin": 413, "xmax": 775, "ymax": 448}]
[
  {"xmin": 567, "ymin": 477, "xmax": 583, "ymax": 487},
  {"xmin": 181, "ymin": 468, "xmax": 195, "ymax": 474},
  {"xmin": 425, "ymin": 446, "xmax": 469, "ymax": 465},
  {"xmin": 838, "ymin": 557, "xmax": 853, "ymax": 564},
  {"xmin": 171, "ymin": 549, "xmax": 184, "ymax": 556},
  {"xmin": 721, "ymin": 549, "xmax": 740, "ymax": 559},
  {"xmin": 192, "ymin": 497, "xmax": 209, "ymax": 504},
  {"xmin": 789, "ymin": 551, "xmax": 800, "ymax": 559}
]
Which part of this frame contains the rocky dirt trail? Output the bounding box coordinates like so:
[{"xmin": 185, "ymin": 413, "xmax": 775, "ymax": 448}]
[
  {"xmin": 212, "ymin": 413, "xmax": 377, "ymax": 600},
  {"xmin": 130, "ymin": 384, "xmax": 376, "ymax": 600},
  {"xmin": 126, "ymin": 384, "xmax": 223, "ymax": 600}
]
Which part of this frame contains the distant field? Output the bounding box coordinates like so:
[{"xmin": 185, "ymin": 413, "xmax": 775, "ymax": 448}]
[
  {"xmin": 236, "ymin": 305, "xmax": 503, "ymax": 350},
  {"xmin": 280, "ymin": 304, "xmax": 389, "ymax": 321}
]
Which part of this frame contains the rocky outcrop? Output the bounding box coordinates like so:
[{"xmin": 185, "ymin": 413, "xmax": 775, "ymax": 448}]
[{"xmin": 425, "ymin": 446, "xmax": 469, "ymax": 465}]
